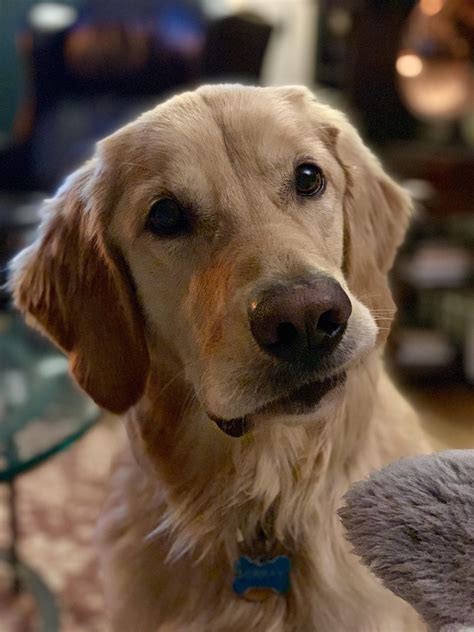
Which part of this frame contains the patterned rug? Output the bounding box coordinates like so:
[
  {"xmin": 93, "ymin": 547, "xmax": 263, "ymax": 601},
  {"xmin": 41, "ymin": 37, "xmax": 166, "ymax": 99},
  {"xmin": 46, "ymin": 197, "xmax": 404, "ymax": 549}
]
[{"xmin": 0, "ymin": 418, "xmax": 124, "ymax": 631}]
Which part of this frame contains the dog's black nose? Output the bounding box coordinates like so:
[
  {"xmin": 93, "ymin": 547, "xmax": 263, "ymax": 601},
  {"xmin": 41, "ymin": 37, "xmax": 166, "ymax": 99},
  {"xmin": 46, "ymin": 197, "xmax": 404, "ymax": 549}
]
[{"xmin": 248, "ymin": 276, "xmax": 352, "ymax": 363}]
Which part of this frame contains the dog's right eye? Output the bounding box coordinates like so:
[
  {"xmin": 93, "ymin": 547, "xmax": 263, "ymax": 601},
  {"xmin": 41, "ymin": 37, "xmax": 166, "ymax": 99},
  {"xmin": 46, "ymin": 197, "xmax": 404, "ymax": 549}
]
[{"xmin": 145, "ymin": 198, "xmax": 189, "ymax": 237}]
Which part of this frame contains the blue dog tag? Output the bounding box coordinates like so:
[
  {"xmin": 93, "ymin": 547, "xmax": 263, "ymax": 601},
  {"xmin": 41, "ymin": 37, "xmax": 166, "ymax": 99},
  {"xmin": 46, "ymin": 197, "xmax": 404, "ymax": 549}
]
[{"xmin": 232, "ymin": 555, "xmax": 291, "ymax": 600}]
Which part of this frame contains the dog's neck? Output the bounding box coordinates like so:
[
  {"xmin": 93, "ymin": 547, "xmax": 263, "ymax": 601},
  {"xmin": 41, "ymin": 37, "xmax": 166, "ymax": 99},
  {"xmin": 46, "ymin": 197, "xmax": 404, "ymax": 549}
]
[{"xmin": 127, "ymin": 351, "xmax": 390, "ymax": 560}]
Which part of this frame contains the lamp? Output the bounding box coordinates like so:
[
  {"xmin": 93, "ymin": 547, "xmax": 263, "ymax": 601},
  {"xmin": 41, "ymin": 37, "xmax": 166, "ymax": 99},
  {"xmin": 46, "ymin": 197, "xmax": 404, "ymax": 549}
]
[{"xmin": 396, "ymin": 0, "xmax": 473, "ymax": 140}]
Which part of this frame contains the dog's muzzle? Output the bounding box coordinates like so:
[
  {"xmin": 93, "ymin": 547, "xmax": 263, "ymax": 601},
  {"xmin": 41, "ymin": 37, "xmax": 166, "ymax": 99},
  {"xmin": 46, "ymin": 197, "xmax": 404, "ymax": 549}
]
[{"xmin": 211, "ymin": 372, "xmax": 346, "ymax": 438}]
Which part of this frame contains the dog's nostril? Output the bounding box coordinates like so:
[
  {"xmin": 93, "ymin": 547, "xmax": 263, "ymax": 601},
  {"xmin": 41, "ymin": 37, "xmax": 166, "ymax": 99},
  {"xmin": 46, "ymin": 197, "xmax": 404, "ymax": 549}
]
[
  {"xmin": 276, "ymin": 322, "xmax": 299, "ymax": 347},
  {"xmin": 317, "ymin": 310, "xmax": 344, "ymax": 336}
]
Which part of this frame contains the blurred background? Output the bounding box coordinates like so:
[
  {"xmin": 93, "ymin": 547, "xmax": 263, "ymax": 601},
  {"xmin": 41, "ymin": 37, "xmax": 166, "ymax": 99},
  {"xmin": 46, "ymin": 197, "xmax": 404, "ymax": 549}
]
[{"xmin": 0, "ymin": 0, "xmax": 473, "ymax": 630}]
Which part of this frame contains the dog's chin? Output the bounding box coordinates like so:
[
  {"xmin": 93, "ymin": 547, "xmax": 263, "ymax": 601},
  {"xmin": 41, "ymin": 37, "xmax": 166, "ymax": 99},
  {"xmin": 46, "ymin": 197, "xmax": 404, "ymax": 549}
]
[{"xmin": 212, "ymin": 372, "xmax": 346, "ymax": 438}]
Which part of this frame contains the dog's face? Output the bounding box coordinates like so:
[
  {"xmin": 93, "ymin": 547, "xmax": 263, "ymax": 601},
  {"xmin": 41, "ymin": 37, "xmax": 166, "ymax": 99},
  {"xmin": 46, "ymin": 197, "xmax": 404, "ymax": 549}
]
[{"xmin": 11, "ymin": 86, "xmax": 410, "ymax": 436}]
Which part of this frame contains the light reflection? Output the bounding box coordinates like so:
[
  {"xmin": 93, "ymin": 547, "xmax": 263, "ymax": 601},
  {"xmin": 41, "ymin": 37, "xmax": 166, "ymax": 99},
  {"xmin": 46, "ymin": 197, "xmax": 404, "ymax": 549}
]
[
  {"xmin": 38, "ymin": 356, "xmax": 68, "ymax": 378},
  {"xmin": 28, "ymin": 2, "xmax": 78, "ymax": 32},
  {"xmin": 419, "ymin": 0, "xmax": 444, "ymax": 17},
  {"xmin": 396, "ymin": 53, "xmax": 424, "ymax": 78}
]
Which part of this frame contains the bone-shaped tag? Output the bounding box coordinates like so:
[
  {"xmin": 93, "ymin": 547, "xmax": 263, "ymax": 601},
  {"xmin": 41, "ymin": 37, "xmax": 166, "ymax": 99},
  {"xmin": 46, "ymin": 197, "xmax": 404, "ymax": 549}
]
[{"xmin": 232, "ymin": 555, "xmax": 291, "ymax": 600}]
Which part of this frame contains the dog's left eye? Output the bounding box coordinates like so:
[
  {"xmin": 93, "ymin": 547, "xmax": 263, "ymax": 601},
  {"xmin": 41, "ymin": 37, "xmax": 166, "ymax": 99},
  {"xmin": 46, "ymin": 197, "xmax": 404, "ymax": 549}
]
[
  {"xmin": 145, "ymin": 198, "xmax": 188, "ymax": 237},
  {"xmin": 295, "ymin": 163, "xmax": 326, "ymax": 196}
]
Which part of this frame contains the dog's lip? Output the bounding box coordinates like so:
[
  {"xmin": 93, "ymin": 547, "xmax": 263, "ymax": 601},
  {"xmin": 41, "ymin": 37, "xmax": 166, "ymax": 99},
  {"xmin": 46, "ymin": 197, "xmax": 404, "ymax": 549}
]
[
  {"xmin": 210, "ymin": 372, "xmax": 347, "ymax": 438},
  {"xmin": 212, "ymin": 416, "xmax": 252, "ymax": 438}
]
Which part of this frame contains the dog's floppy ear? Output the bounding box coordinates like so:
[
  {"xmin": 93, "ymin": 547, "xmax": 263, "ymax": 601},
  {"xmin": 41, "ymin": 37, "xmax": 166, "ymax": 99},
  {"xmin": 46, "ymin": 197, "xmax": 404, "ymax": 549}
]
[
  {"xmin": 10, "ymin": 159, "xmax": 149, "ymax": 413},
  {"xmin": 332, "ymin": 117, "xmax": 412, "ymax": 323}
]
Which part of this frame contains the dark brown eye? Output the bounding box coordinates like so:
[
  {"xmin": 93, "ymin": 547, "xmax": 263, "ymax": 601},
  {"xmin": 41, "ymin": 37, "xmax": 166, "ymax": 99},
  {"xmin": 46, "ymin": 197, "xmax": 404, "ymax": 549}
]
[
  {"xmin": 295, "ymin": 163, "xmax": 325, "ymax": 196},
  {"xmin": 145, "ymin": 198, "xmax": 188, "ymax": 237}
]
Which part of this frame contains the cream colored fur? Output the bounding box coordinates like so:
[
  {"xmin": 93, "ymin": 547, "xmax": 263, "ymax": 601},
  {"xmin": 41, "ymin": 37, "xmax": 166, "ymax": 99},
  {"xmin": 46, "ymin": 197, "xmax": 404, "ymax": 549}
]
[{"xmin": 10, "ymin": 85, "xmax": 430, "ymax": 631}]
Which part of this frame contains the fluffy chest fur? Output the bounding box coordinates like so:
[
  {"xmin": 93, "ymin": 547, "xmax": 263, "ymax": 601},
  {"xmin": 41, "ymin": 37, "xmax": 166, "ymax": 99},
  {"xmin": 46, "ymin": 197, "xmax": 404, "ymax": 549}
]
[{"xmin": 96, "ymin": 358, "xmax": 427, "ymax": 632}]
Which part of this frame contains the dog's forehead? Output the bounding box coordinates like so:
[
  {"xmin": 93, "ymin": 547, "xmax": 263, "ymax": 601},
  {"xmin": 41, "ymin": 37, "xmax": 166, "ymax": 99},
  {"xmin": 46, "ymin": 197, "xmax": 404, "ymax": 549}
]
[{"xmin": 114, "ymin": 87, "xmax": 332, "ymax": 176}]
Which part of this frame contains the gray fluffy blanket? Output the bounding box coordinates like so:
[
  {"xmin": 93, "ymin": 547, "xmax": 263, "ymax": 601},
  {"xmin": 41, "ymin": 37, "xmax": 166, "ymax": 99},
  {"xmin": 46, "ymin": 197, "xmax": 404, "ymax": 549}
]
[{"xmin": 340, "ymin": 450, "xmax": 474, "ymax": 632}]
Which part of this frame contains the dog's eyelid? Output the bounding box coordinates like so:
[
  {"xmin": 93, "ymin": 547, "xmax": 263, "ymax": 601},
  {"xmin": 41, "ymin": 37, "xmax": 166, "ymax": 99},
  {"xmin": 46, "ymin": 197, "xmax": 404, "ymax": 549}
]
[
  {"xmin": 147, "ymin": 191, "xmax": 177, "ymax": 206},
  {"xmin": 293, "ymin": 155, "xmax": 320, "ymax": 169},
  {"xmin": 147, "ymin": 191, "xmax": 202, "ymax": 214}
]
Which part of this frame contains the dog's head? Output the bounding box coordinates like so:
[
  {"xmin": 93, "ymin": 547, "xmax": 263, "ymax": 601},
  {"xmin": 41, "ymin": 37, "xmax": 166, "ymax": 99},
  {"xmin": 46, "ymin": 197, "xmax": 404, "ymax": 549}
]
[{"xmin": 10, "ymin": 86, "xmax": 410, "ymax": 436}]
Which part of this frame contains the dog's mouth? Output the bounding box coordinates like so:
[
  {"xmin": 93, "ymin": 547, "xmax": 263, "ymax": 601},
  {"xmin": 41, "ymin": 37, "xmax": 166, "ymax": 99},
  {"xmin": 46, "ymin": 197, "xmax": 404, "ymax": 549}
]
[{"xmin": 211, "ymin": 372, "xmax": 346, "ymax": 438}]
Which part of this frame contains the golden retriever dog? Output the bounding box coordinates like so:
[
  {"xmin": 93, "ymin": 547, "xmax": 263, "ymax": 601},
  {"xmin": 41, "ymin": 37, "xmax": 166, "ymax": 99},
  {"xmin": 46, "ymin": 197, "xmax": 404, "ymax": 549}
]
[{"xmin": 10, "ymin": 85, "xmax": 430, "ymax": 631}]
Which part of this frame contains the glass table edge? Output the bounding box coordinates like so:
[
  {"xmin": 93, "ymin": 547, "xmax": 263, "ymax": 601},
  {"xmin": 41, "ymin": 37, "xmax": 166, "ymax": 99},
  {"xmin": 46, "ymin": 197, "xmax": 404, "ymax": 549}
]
[{"xmin": 0, "ymin": 414, "xmax": 100, "ymax": 482}]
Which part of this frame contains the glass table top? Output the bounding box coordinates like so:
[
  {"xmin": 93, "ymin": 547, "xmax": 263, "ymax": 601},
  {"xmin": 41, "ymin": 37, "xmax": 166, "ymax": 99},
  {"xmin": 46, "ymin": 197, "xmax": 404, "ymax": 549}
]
[{"xmin": 0, "ymin": 313, "xmax": 99, "ymax": 481}]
